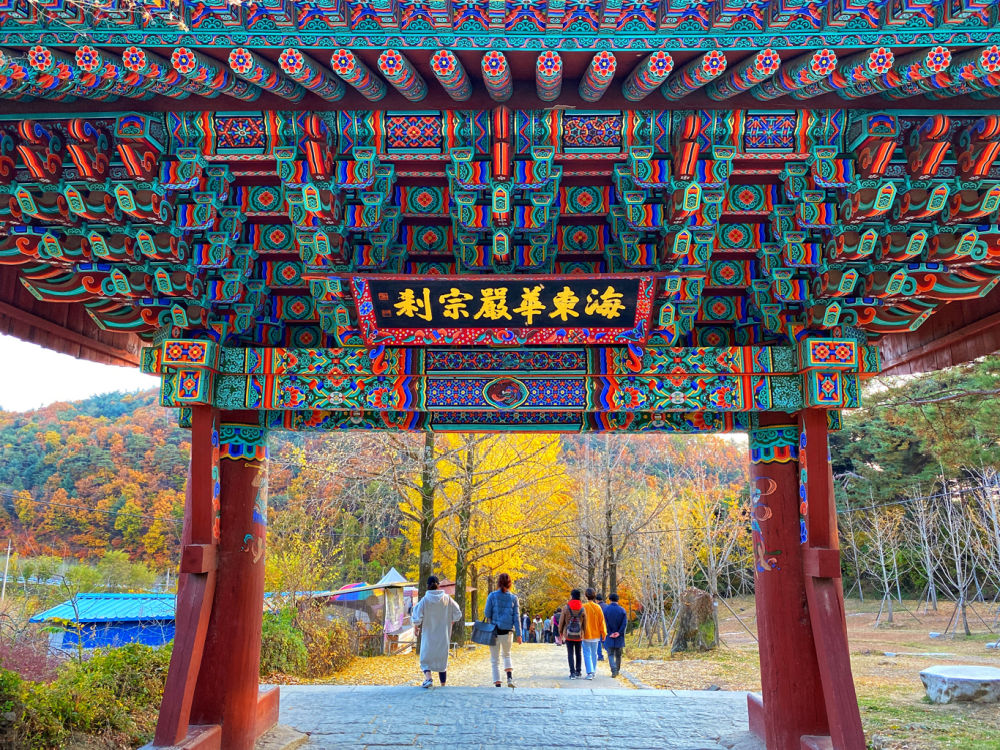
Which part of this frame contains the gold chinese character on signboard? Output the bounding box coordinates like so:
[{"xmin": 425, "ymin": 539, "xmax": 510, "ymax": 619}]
[
  {"xmin": 513, "ymin": 285, "xmax": 545, "ymax": 325},
  {"xmin": 394, "ymin": 288, "xmax": 432, "ymax": 321},
  {"xmin": 438, "ymin": 287, "xmax": 474, "ymax": 319},
  {"xmin": 474, "ymin": 287, "xmax": 513, "ymax": 321},
  {"xmin": 548, "ymin": 286, "xmax": 580, "ymax": 322},
  {"xmin": 585, "ymin": 286, "xmax": 626, "ymax": 319}
]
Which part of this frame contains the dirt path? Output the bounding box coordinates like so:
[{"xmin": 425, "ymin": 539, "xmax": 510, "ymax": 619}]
[{"xmin": 443, "ymin": 642, "xmax": 635, "ymax": 689}]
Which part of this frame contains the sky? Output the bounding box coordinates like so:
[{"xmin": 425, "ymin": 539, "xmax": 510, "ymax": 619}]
[{"xmin": 0, "ymin": 334, "xmax": 159, "ymax": 412}]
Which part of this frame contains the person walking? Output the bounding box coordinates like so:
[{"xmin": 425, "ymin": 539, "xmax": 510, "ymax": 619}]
[
  {"xmin": 411, "ymin": 575, "xmax": 462, "ymax": 688},
  {"xmin": 542, "ymin": 614, "xmax": 553, "ymax": 644},
  {"xmin": 581, "ymin": 588, "xmax": 606, "ymax": 680},
  {"xmin": 603, "ymin": 593, "xmax": 628, "ymax": 678},
  {"xmin": 596, "ymin": 593, "xmax": 606, "ymax": 662},
  {"xmin": 558, "ymin": 589, "xmax": 587, "ymax": 679},
  {"xmin": 483, "ymin": 572, "xmax": 522, "ymax": 688},
  {"xmin": 552, "ymin": 606, "xmax": 563, "ymax": 645}
]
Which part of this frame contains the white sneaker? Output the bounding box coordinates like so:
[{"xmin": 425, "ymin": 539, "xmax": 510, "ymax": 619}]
[
  {"xmin": 421, "ymin": 678, "xmax": 433, "ymax": 688},
  {"xmin": 585, "ymin": 673, "xmax": 595, "ymax": 680}
]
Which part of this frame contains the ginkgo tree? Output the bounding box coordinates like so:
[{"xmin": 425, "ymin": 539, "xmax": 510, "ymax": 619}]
[{"xmin": 422, "ymin": 433, "xmax": 571, "ymax": 640}]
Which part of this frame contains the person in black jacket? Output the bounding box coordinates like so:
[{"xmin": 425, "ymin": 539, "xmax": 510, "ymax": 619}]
[{"xmin": 602, "ymin": 593, "xmax": 629, "ymax": 678}]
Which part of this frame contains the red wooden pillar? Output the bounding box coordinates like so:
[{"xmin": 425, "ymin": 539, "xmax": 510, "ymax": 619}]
[
  {"xmin": 799, "ymin": 409, "xmax": 865, "ymax": 750},
  {"xmin": 154, "ymin": 406, "xmax": 220, "ymax": 746},
  {"xmin": 748, "ymin": 413, "xmax": 828, "ymax": 749},
  {"xmin": 190, "ymin": 415, "xmax": 270, "ymax": 750}
]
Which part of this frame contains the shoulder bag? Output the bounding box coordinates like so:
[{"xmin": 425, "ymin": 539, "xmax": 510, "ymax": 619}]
[{"xmin": 471, "ymin": 619, "xmax": 497, "ymax": 646}]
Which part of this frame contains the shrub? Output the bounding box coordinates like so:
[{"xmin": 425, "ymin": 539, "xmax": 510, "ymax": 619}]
[
  {"xmin": 16, "ymin": 643, "xmax": 171, "ymax": 749},
  {"xmin": 18, "ymin": 681, "xmax": 65, "ymax": 749},
  {"xmin": 297, "ymin": 608, "xmax": 354, "ymax": 677},
  {"xmin": 259, "ymin": 609, "xmax": 307, "ymax": 677},
  {"xmin": 0, "ymin": 668, "xmax": 23, "ymax": 747},
  {"xmin": 0, "ymin": 628, "xmax": 59, "ymax": 683}
]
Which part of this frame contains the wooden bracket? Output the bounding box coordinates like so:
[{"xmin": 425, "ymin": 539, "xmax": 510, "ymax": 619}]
[
  {"xmin": 802, "ymin": 547, "xmax": 842, "ymax": 579},
  {"xmin": 181, "ymin": 544, "xmax": 218, "ymax": 574}
]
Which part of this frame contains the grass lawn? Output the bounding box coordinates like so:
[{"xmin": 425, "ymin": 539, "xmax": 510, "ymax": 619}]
[{"xmin": 622, "ymin": 597, "xmax": 1000, "ymax": 750}]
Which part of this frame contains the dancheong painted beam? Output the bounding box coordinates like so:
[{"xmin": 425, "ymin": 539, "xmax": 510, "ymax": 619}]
[{"xmin": 141, "ymin": 339, "xmax": 875, "ymax": 431}]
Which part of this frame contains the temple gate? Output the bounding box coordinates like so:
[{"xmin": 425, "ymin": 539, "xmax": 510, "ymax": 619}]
[{"xmin": 4, "ymin": 1, "xmax": 1000, "ymax": 746}]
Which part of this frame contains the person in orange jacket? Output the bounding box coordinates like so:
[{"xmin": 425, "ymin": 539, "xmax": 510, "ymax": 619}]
[{"xmin": 581, "ymin": 587, "xmax": 607, "ymax": 680}]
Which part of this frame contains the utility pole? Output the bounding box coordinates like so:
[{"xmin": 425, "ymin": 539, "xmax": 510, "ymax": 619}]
[{"xmin": 1, "ymin": 539, "xmax": 11, "ymax": 601}]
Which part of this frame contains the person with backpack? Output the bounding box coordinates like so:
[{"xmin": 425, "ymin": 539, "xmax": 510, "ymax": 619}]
[
  {"xmin": 558, "ymin": 589, "xmax": 587, "ymax": 679},
  {"xmin": 483, "ymin": 572, "xmax": 523, "ymax": 688},
  {"xmin": 581, "ymin": 588, "xmax": 607, "ymax": 680},
  {"xmin": 602, "ymin": 593, "xmax": 629, "ymax": 678},
  {"xmin": 412, "ymin": 575, "xmax": 463, "ymax": 688}
]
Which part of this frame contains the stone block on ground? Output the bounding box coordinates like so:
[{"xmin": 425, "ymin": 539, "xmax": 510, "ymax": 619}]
[
  {"xmin": 255, "ymin": 724, "xmax": 309, "ymax": 750},
  {"xmin": 718, "ymin": 732, "xmax": 765, "ymax": 750},
  {"xmin": 919, "ymin": 665, "xmax": 1000, "ymax": 704}
]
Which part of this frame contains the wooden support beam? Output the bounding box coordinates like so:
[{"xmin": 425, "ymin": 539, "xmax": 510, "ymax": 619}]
[
  {"xmin": 154, "ymin": 408, "xmax": 220, "ymax": 747},
  {"xmin": 180, "ymin": 544, "xmax": 218, "ymax": 575},
  {"xmin": 800, "ymin": 409, "xmax": 866, "ymax": 750}
]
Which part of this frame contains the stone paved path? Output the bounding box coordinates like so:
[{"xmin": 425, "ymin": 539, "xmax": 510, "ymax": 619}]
[
  {"xmin": 443, "ymin": 642, "xmax": 635, "ymax": 688},
  {"xmin": 277, "ymin": 684, "xmax": 757, "ymax": 749}
]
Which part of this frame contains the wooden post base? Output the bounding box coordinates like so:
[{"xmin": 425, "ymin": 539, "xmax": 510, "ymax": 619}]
[
  {"xmin": 747, "ymin": 693, "xmax": 766, "ymax": 739},
  {"xmin": 147, "ymin": 688, "xmax": 279, "ymax": 750},
  {"xmin": 748, "ymin": 413, "xmax": 865, "ymax": 750},
  {"xmin": 143, "ymin": 724, "xmax": 221, "ymax": 750},
  {"xmin": 255, "ymin": 687, "xmax": 281, "ymax": 739}
]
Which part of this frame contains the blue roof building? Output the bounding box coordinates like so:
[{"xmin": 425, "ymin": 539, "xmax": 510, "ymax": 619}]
[
  {"xmin": 30, "ymin": 593, "xmax": 176, "ymax": 650},
  {"xmin": 30, "ymin": 590, "xmax": 344, "ymax": 650}
]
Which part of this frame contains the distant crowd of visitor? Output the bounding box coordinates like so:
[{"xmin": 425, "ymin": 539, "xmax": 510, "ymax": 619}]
[{"xmin": 412, "ymin": 574, "xmax": 627, "ymax": 689}]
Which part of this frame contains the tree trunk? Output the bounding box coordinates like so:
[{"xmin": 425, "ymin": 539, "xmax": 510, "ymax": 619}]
[
  {"xmin": 470, "ymin": 564, "xmax": 479, "ymax": 621},
  {"xmin": 922, "ymin": 541, "xmax": 937, "ymax": 611},
  {"xmin": 670, "ymin": 588, "xmax": 716, "ymax": 653},
  {"xmin": 417, "ymin": 431, "xmax": 436, "ymax": 599},
  {"xmin": 453, "ymin": 472, "xmax": 472, "ymax": 645},
  {"xmin": 586, "ymin": 538, "xmax": 595, "ymax": 590},
  {"xmin": 604, "ymin": 484, "xmax": 614, "ymax": 597},
  {"xmin": 453, "ymin": 555, "xmax": 467, "ymax": 645}
]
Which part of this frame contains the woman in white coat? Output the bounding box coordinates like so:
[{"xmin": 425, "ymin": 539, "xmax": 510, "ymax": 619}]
[{"xmin": 411, "ymin": 575, "xmax": 463, "ymax": 688}]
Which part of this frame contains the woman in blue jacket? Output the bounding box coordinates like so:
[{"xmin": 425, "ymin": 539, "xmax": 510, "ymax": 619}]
[{"xmin": 483, "ymin": 572, "xmax": 522, "ymax": 687}]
